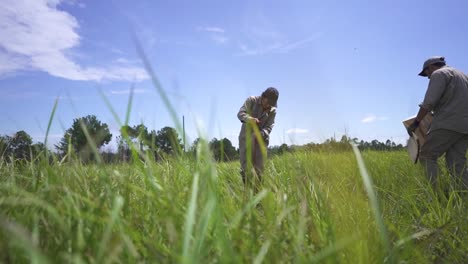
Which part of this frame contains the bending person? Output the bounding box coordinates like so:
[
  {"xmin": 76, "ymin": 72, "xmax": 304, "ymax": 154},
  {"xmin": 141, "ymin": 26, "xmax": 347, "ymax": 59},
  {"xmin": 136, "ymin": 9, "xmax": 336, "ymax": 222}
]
[
  {"xmin": 407, "ymin": 56, "xmax": 468, "ymax": 189},
  {"xmin": 237, "ymin": 87, "xmax": 279, "ymax": 189}
]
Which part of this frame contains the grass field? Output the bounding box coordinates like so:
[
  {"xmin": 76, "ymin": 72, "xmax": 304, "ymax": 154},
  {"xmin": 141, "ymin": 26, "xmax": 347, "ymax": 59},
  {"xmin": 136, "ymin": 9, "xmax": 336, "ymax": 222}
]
[
  {"xmin": 1, "ymin": 148, "xmax": 467, "ymax": 263},
  {"xmin": 1, "ymin": 47, "xmax": 467, "ymax": 263}
]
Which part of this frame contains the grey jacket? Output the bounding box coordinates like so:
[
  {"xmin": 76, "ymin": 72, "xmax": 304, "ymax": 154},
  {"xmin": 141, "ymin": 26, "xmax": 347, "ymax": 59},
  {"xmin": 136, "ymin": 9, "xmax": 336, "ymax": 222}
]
[
  {"xmin": 237, "ymin": 96, "xmax": 276, "ymax": 145},
  {"xmin": 420, "ymin": 66, "xmax": 468, "ymax": 134}
]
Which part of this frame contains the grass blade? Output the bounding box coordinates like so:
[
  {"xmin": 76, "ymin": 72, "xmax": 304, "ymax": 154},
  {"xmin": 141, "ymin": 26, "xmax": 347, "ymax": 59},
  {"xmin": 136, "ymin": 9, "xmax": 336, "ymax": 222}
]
[
  {"xmin": 182, "ymin": 171, "xmax": 200, "ymax": 263},
  {"xmin": 351, "ymin": 144, "xmax": 393, "ymax": 262}
]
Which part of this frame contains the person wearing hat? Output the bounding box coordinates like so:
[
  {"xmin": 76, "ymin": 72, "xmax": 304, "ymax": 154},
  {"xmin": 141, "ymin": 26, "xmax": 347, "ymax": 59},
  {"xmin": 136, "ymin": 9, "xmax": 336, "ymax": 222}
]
[
  {"xmin": 237, "ymin": 87, "xmax": 279, "ymax": 188},
  {"xmin": 407, "ymin": 56, "xmax": 468, "ymax": 189}
]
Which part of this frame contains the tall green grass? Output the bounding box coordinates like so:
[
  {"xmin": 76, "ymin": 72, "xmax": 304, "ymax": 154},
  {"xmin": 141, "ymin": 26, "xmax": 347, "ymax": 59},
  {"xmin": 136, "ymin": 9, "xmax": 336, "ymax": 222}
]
[
  {"xmin": 1, "ymin": 40, "xmax": 466, "ymax": 263},
  {"xmin": 1, "ymin": 150, "xmax": 467, "ymax": 263}
]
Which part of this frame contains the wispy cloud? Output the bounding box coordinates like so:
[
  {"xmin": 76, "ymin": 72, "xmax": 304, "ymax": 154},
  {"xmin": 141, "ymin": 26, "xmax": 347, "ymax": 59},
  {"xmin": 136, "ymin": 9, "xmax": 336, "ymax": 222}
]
[
  {"xmin": 361, "ymin": 115, "xmax": 377, "ymax": 123},
  {"xmin": 0, "ymin": 52, "xmax": 30, "ymax": 77},
  {"xmin": 237, "ymin": 35, "xmax": 320, "ymax": 56},
  {"xmin": 110, "ymin": 89, "xmax": 148, "ymax": 95},
  {"xmin": 0, "ymin": 89, "xmax": 40, "ymax": 99},
  {"xmin": 197, "ymin": 26, "xmax": 229, "ymax": 45},
  {"xmin": 237, "ymin": 9, "xmax": 320, "ymax": 56},
  {"xmin": 0, "ymin": 0, "xmax": 148, "ymax": 82},
  {"xmin": 197, "ymin": 26, "xmax": 225, "ymax": 33},
  {"xmin": 361, "ymin": 114, "xmax": 388, "ymax": 123},
  {"xmin": 286, "ymin": 128, "xmax": 309, "ymax": 134},
  {"xmin": 238, "ymin": 42, "xmax": 282, "ymax": 56},
  {"xmin": 277, "ymin": 36, "xmax": 320, "ymax": 53},
  {"xmin": 211, "ymin": 35, "xmax": 229, "ymax": 44},
  {"xmin": 114, "ymin": 58, "xmax": 139, "ymax": 64}
]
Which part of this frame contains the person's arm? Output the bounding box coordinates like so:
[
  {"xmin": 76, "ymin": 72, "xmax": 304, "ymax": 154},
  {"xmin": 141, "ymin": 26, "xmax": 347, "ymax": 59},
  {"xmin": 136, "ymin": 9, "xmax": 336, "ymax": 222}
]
[
  {"xmin": 260, "ymin": 109, "xmax": 276, "ymax": 140},
  {"xmin": 415, "ymin": 106, "xmax": 430, "ymax": 123},
  {"xmin": 407, "ymin": 106, "xmax": 430, "ymax": 137},
  {"xmin": 237, "ymin": 96, "xmax": 258, "ymax": 123},
  {"xmin": 407, "ymin": 70, "xmax": 448, "ymax": 136},
  {"xmin": 419, "ymin": 70, "xmax": 449, "ymax": 112}
]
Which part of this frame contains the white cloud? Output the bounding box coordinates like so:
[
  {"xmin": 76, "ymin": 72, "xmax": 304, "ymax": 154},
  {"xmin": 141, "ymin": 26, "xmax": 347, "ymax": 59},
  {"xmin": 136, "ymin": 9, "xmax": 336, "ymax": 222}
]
[
  {"xmin": 361, "ymin": 114, "xmax": 388, "ymax": 123},
  {"xmin": 0, "ymin": 52, "xmax": 30, "ymax": 76},
  {"xmin": 236, "ymin": 10, "xmax": 319, "ymax": 56},
  {"xmin": 237, "ymin": 36, "xmax": 319, "ymax": 56},
  {"xmin": 110, "ymin": 89, "xmax": 148, "ymax": 95},
  {"xmin": 211, "ymin": 35, "xmax": 229, "ymax": 44},
  {"xmin": 114, "ymin": 58, "xmax": 136, "ymax": 64},
  {"xmin": 197, "ymin": 26, "xmax": 228, "ymax": 45},
  {"xmin": 197, "ymin": 26, "xmax": 225, "ymax": 33},
  {"xmin": 361, "ymin": 115, "xmax": 377, "ymax": 123},
  {"xmin": 237, "ymin": 42, "xmax": 282, "ymax": 56},
  {"xmin": 286, "ymin": 128, "xmax": 309, "ymax": 134},
  {"xmin": 277, "ymin": 36, "xmax": 320, "ymax": 53},
  {"xmin": 0, "ymin": 0, "xmax": 148, "ymax": 82}
]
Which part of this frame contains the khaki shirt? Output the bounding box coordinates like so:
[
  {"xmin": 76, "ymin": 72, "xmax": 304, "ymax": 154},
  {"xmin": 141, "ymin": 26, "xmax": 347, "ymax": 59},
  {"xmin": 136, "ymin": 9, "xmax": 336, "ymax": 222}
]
[
  {"xmin": 238, "ymin": 96, "xmax": 276, "ymax": 144},
  {"xmin": 420, "ymin": 66, "xmax": 468, "ymax": 134}
]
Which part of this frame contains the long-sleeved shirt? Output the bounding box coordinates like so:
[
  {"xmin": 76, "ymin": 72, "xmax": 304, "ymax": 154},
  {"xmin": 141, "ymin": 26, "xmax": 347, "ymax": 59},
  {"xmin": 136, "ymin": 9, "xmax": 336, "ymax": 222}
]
[
  {"xmin": 237, "ymin": 96, "xmax": 276, "ymax": 145},
  {"xmin": 419, "ymin": 66, "xmax": 468, "ymax": 134}
]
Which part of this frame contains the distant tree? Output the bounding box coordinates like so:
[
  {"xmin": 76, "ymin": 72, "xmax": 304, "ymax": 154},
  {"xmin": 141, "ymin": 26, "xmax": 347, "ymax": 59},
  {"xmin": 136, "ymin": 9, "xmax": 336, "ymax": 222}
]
[
  {"xmin": 371, "ymin": 139, "xmax": 380, "ymax": 150},
  {"xmin": 385, "ymin": 139, "xmax": 392, "ymax": 148},
  {"xmin": 190, "ymin": 137, "xmax": 201, "ymax": 154},
  {"xmin": 133, "ymin": 124, "xmax": 149, "ymax": 151},
  {"xmin": 340, "ymin": 135, "xmax": 350, "ymax": 144},
  {"xmin": 355, "ymin": 138, "xmax": 404, "ymax": 151},
  {"xmin": 155, "ymin": 126, "xmax": 182, "ymax": 155},
  {"xmin": 189, "ymin": 137, "xmax": 206, "ymax": 159},
  {"xmin": 279, "ymin": 143, "xmax": 289, "ymax": 154},
  {"xmin": 221, "ymin": 138, "xmax": 238, "ymax": 160},
  {"xmin": 268, "ymin": 143, "xmax": 290, "ymax": 156},
  {"xmin": 56, "ymin": 115, "xmax": 112, "ymax": 161},
  {"xmin": 209, "ymin": 138, "xmax": 221, "ymax": 160},
  {"xmin": 100, "ymin": 145, "xmax": 119, "ymax": 163},
  {"xmin": 117, "ymin": 125, "xmax": 137, "ymax": 161},
  {"xmin": 9, "ymin": 130, "xmax": 33, "ymax": 160},
  {"xmin": 0, "ymin": 132, "xmax": 51, "ymax": 161},
  {"xmin": 0, "ymin": 135, "xmax": 8, "ymax": 158},
  {"xmin": 31, "ymin": 142, "xmax": 47, "ymax": 157},
  {"xmin": 116, "ymin": 136, "xmax": 129, "ymax": 161},
  {"xmin": 118, "ymin": 124, "xmax": 161, "ymax": 161},
  {"xmin": 209, "ymin": 137, "xmax": 237, "ymax": 161}
]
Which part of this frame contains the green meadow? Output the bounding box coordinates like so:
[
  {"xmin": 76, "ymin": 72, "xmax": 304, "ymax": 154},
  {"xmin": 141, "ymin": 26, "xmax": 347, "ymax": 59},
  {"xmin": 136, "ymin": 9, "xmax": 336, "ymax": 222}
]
[
  {"xmin": 1, "ymin": 148, "xmax": 467, "ymax": 263},
  {"xmin": 1, "ymin": 45, "xmax": 467, "ymax": 264}
]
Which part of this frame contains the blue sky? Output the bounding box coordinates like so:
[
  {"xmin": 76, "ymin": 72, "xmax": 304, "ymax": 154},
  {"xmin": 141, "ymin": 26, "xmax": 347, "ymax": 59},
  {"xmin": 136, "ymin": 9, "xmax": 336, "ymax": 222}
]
[{"xmin": 1, "ymin": 0, "xmax": 468, "ymax": 150}]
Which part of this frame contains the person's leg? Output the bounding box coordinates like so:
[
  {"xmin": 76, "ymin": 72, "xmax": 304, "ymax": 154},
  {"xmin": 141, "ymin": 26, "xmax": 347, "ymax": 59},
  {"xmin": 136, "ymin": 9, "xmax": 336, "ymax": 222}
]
[
  {"xmin": 253, "ymin": 140, "xmax": 266, "ymax": 192},
  {"xmin": 419, "ymin": 129, "xmax": 463, "ymax": 186},
  {"xmin": 445, "ymin": 134, "xmax": 468, "ymax": 189}
]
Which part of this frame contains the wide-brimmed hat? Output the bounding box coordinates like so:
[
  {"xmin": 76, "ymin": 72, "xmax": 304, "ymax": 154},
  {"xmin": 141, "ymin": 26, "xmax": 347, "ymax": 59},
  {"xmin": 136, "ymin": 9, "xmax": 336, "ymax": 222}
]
[{"xmin": 418, "ymin": 56, "xmax": 445, "ymax": 76}]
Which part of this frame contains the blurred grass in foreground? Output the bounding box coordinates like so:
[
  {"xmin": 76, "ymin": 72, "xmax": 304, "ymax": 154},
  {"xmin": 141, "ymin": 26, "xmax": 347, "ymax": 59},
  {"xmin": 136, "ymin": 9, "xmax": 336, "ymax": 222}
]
[
  {"xmin": 1, "ymin": 150, "xmax": 467, "ymax": 263},
  {"xmin": 1, "ymin": 39, "xmax": 466, "ymax": 263}
]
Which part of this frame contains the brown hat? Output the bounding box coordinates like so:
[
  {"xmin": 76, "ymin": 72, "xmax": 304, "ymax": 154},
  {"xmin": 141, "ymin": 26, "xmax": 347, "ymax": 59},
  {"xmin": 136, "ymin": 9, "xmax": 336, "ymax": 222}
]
[{"xmin": 418, "ymin": 56, "xmax": 446, "ymax": 76}]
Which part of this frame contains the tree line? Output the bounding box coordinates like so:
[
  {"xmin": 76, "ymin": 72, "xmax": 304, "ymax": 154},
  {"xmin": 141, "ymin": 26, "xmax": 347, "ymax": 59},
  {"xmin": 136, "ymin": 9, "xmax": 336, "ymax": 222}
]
[{"xmin": 0, "ymin": 115, "xmax": 405, "ymax": 163}]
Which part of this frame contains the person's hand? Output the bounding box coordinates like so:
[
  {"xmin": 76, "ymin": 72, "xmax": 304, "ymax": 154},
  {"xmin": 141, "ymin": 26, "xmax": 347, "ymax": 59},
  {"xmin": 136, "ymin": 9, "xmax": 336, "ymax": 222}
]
[
  {"xmin": 249, "ymin": 118, "xmax": 260, "ymax": 125},
  {"xmin": 407, "ymin": 120, "xmax": 420, "ymax": 137}
]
